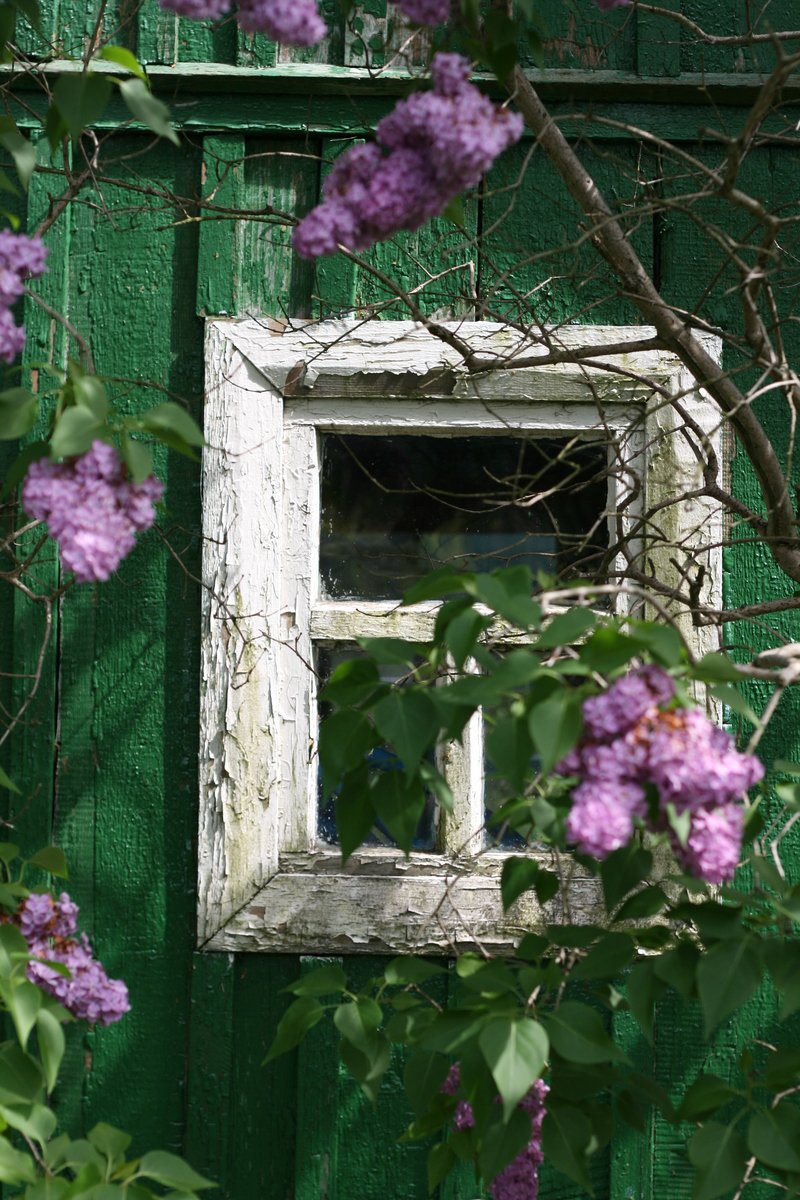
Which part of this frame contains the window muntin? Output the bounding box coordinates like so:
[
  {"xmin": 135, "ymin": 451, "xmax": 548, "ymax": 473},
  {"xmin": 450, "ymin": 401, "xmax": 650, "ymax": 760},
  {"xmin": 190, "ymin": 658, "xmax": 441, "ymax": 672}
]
[{"xmin": 198, "ymin": 320, "xmax": 722, "ymax": 954}]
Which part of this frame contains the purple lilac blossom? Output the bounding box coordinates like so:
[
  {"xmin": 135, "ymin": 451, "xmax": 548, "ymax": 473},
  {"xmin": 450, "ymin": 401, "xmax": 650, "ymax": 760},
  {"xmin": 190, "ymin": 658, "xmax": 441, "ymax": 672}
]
[
  {"xmin": 565, "ymin": 781, "xmax": 643, "ymax": 857},
  {"xmin": 441, "ymin": 1064, "xmax": 548, "ymax": 1198},
  {"xmin": 396, "ymin": 0, "xmax": 450, "ymax": 24},
  {"xmin": 294, "ymin": 53, "xmax": 523, "ymax": 258},
  {"xmin": 0, "ymin": 232, "xmax": 47, "ymax": 363},
  {"xmin": 16, "ymin": 891, "xmax": 130, "ymax": 1026},
  {"xmin": 561, "ymin": 665, "xmax": 763, "ymax": 883},
  {"xmin": 22, "ymin": 440, "xmax": 163, "ymax": 583},
  {"xmin": 594, "ymin": 0, "xmax": 629, "ymax": 8},
  {"xmin": 676, "ymin": 804, "xmax": 744, "ymax": 884},
  {"xmin": 236, "ymin": 0, "xmax": 326, "ymax": 41},
  {"xmin": 581, "ymin": 664, "xmax": 675, "ymax": 741}
]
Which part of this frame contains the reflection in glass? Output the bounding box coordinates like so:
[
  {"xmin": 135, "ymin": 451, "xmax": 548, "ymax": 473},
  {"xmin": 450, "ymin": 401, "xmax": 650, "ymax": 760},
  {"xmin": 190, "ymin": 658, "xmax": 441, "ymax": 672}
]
[
  {"xmin": 316, "ymin": 646, "xmax": 438, "ymax": 851},
  {"xmin": 319, "ymin": 434, "xmax": 609, "ymax": 601}
]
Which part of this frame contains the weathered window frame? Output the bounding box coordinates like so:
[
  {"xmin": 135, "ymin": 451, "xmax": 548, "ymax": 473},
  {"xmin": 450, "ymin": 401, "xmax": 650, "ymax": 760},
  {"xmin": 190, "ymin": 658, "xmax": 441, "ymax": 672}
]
[{"xmin": 198, "ymin": 319, "xmax": 722, "ymax": 955}]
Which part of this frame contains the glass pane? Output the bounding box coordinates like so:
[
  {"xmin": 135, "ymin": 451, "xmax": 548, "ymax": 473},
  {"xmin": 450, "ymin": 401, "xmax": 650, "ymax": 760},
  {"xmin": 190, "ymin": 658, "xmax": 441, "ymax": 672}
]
[
  {"xmin": 316, "ymin": 646, "xmax": 438, "ymax": 851},
  {"xmin": 319, "ymin": 434, "xmax": 609, "ymax": 601}
]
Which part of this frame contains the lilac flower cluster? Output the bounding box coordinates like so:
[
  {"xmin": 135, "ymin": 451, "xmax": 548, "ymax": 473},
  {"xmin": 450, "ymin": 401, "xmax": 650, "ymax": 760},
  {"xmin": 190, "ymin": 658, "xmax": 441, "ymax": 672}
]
[
  {"xmin": 557, "ymin": 666, "xmax": 764, "ymax": 883},
  {"xmin": 0, "ymin": 232, "xmax": 47, "ymax": 364},
  {"xmin": 442, "ymin": 1065, "xmax": 548, "ymax": 1200},
  {"xmin": 293, "ymin": 53, "xmax": 523, "ymax": 259},
  {"xmin": 16, "ymin": 891, "xmax": 130, "ymax": 1026},
  {"xmin": 158, "ymin": 0, "xmax": 325, "ymax": 46},
  {"xmin": 594, "ymin": 0, "xmax": 629, "ymax": 9},
  {"xmin": 22, "ymin": 440, "xmax": 163, "ymax": 583},
  {"xmin": 395, "ymin": 0, "xmax": 450, "ymax": 25}
]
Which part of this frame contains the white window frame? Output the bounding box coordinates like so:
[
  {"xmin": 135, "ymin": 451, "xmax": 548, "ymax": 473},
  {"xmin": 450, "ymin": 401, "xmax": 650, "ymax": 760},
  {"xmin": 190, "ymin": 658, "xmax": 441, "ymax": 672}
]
[{"xmin": 198, "ymin": 319, "xmax": 722, "ymax": 955}]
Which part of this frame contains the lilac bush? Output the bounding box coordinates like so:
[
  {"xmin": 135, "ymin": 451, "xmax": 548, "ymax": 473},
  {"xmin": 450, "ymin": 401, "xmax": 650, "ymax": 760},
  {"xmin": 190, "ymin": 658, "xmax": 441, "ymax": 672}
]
[
  {"xmin": 0, "ymin": 232, "xmax": 47, "ymax": 363},
  {"xmin": 22, "ymin": 439, "xmax": 163, "ymax": 583},
  {"xmin": 558, "ymin": 665, "xmax": 764, "ymax": 881},
  {"xmin": 16, "ymin": 890, "xmax": 130, "ymax": 1026},
  {"xmin": 158, "ymin": 0, "xmax": 325, "ymax": 44},
  {"xmin": 442, "ymin": 1064, "xmax": 548, "ymax": 1199},
  {"xmin": 293, "ymin": 53, "xmax": 523, "ymax": 258}
]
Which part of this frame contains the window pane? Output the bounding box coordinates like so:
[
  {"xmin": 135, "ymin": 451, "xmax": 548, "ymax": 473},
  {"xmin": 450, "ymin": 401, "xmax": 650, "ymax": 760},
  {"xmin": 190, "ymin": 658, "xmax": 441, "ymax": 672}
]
[
  {"xmin": 316, "ymin": 646, "xmax": 438, "ymax": 851},
  {"xmin": 319, "ymin": 434, "xmax": 609, "ymax": 600}
]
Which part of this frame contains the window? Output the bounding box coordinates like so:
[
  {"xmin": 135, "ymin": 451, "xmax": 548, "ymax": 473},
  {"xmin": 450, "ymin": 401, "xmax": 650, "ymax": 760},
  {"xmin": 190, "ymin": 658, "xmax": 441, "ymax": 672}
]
[{"xmin": 198, "ymin": 320, "xmax": 722, "ymax": 954}]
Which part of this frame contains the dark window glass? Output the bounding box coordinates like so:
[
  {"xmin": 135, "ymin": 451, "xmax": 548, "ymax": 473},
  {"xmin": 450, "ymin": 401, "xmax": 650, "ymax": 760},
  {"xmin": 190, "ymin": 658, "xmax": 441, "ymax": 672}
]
[
  {"xmin": 319, "ymin": 434, "xmax": 609, "ymax": 600},
  {"xmin": 316, "ymin": 646, "xmax": 438, "ymax": 851}
]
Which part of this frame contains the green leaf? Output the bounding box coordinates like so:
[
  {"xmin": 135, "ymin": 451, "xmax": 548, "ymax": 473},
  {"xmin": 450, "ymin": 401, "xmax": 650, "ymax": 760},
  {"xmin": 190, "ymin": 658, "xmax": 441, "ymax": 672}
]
[
  {"xmin": 70, "ymin": 369, "xmax": 109, "ymax": 420},
  {"xmin": 319, "ymin": 710, "xmax": 376, "ymax": 797},
  {"xmin": 370, "ymin": 771, "xmax": 426, "ymax": 854},
  {"xmin": 50, "ymin": 408, "xmax": 105, "ymax": 459},
  {"xmin": 536, "ymin": 608, "xmax": 596, "ymax": 650},
  {"xmin": 626, "ymin": 958, "xmax": 665, "ymax": 1044},
  {"xmin": 427, "ymin": 1141, "xmax": 455, "ymax": 1192},
  {"xmin": 10, "ymin": 0, "xmax": 40, "ymax": 32},
  {"xmin": 696, "ymin": 937, "xmax": 763, "ymax": 1036},
  {"xmin": 357, "ymin": 637, "xmax": 423, "ymax": 665},
  {"xmin": 688, "ymin": 1122, "xmax": 749, "ymax": 1200},
  {"xmin": 500, "ymin": 857, "xmax": 543, "ymax": 912},
  {"xmin": 579, "ymin": 627, "xmax": 641, "ymax": 673},
  {"xmin": 139, "ymin": 401, "xmax": 203, "ymax": 447},
  {"xmin": 0, "ymin": 125, "xmax": 34, "ymax": 190},
  {"xmin": 26, "ymin": 846, "xmax": 68, "ymax": 878},
  {"xmin": 120, "ymin": 433, "xmax": 154, "ymax": 484},
  {"xmin": 403, "ymin": 1051, "xmax": 450, "ymax": 1119},
  {"xmin": 748, "ymin": 1105, "xmax": 800, "ymax": 1172},
  {"xmin": 336, "ymin": 770, "xmax": 375, "ymax": 862},
  {"xmin": 119, "ymin": 79, "xmax": 179, "ymax": 145},
  {"xmin": 0, "ymin": 1133, "xmax": 36, "ymax": 1184},
  {"xmin": 542, "ymin": 1002, "xmax": 626, "ymax": 1064},
  {"xmin": 571, "ymin": 933, "xmax": 635, "ymax": 982},
  {"xmin": 478, "ymin": 1017, "xmax": 548, "ymax": 1121},
  {"xmin": 137, "ymin": 1150, "xmax": 215, "ymax": 1192},
  {"xmin": 443, "ymin": 606, "xmax": 489, "ymax": 670},
  {"xmin": 321, "ymin": 658, "xmax": 381, "ymax": 708},
  {"xmin": 87, "ymin": 1121, "xmax": 132, "ymax": 1167},
  {"xmin": 677, "ymin": 1074, "xmax": 740, "ymax": 1122},
  {"xmin": 384, "ymin": 957, "xmax": 444, "ymax": 986},
  {"xmin": 766, "ymin": 1046, "xmax": 800, "ymax": 1090},
  {"xmin": 283, "ymin": 964, "xmax": 346, "ymax": 997},
  {"xmin": 98, "ymin": 45, "xmax": 147, "ymax": 80},
  {"xmin": 600, "ymin": 844, "xmax": 652, "ymax": 913},
  {"xmin": 441, "ymin": 195, "xmax": 465, "ymax": 229},
  {"xmin": 528, "ymin": 688, "xmax": 583, "ymax": 775},
  {"xmin": 373, "ymin": 690, "xmax": 437, "ymax": 773},
  {"xmin": 403, "ymin": 567, "xmax": 472, "ymax": 604},
  {"xmin": 35, "ymin": 1009, "xmax": 64, "ymax": 1093},
  {"xmin": 0, "ymin": 1043, "xmax": 44, "ymax": 1106},
  {"xmin": 6, "ymin": 980, "xmax": 41, "ymax": 1049},
  {"xmin": 1, "ymin": 440, "xmax": 48, "ymax": 496},
  {"xmin": 52, "ymin": 72, "xmax": 112, "ymax": 142},
  {"xmin": 764, "ymin": 939, "xmax": 800, "ymax": 1019},
  {"xmin": 709, "ymin": 684, "xmax": 761, "ymax": 731},
  {"xmin": 615, "ymin": 886, "xmax": 667, "ymax": 921},
  {"xmin": 542, "ymin": 1104, "xmax": 594, "ymax": 1193},
  {"xmin": 333, "ymin": 997, "xmax": 382, "ymax": 1055},
  {"xmin": 486, "ymin": 717, "xmax": 535, "ymax": 796},
  {"xmin": 692, "ymin": 653, "xmax": 744, "ymax": 683},
  {"xmin": 0, "ymin": 765, "xmax": 20, "ymax": 795},
  {"xmin": 263, "ymin": 996, "xmax": 324, "ymax": 1063},
  {"xmin": 44, "ymin": 103, "xmax": 67, "ymax": 153},
  {"xmin": 0, "ymin": 388, "xmax": 38, "ymax": 440}
]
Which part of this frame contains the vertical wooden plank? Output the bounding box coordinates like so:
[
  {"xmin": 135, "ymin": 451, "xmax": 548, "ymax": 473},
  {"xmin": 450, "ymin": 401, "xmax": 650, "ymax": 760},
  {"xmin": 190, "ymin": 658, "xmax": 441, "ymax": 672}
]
[
  {"xmin": 185, "ymin": 953, "xmax": 235, "ymax": 1192},
  {"xmin": 534, "ymin": 0, "xmax": 635, "ymax": 73},
  {"xmin": 480, "ymin": 138, "xmax": 654, "ymax": 328},
  {"xmin": 49, "ymin": 136, "xmax": 205, "ymax": 1154},
  {"xmin": 635, "ymin": 0, "xmax": 680, "ymax": 77},
  {"xmin": 197, "ymin": 134, "xmax": 246, "ymax": 316},
  {"xmin": 227, "ymin": 955, "xmax": 299, "ymax": 1199},
  {"xmin": 235, "ymin": 25, "xmax": 277, "ymax": 67},
  {"xmin": 239, "ymin": 137, "xmax": 318, "ymax": 318}
]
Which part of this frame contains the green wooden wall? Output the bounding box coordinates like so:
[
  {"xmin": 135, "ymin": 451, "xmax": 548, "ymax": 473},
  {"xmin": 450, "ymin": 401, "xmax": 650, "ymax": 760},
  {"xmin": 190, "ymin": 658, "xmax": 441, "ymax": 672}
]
[{"xmin": 3, "ymin": 1, "xmax": 800, "ymax": 1196}]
